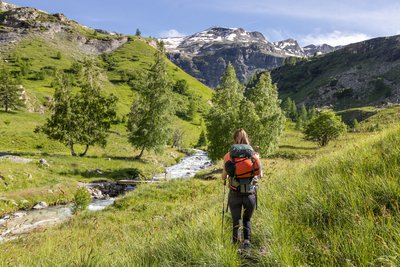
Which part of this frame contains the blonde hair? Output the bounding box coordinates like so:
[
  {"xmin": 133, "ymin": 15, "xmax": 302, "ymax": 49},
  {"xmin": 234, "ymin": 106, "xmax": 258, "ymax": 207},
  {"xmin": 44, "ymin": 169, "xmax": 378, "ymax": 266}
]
[{"xmin": 233, "ymin": 128, "xmax": 250, "ymax": 145}]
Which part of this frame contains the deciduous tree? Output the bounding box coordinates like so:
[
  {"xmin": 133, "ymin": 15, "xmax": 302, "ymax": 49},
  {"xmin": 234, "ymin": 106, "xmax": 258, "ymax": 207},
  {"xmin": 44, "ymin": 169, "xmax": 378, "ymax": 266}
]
[{"xmin": 303, "ymin": 110, "xmax": 347, "ymax": 147}]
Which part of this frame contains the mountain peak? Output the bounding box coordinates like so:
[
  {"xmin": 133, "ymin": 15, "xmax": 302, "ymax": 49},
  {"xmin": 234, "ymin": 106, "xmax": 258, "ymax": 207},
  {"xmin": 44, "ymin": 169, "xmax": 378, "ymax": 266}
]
[{"xmin": 0, "ymin": 1, "xmax": 18, "ymax": 11}]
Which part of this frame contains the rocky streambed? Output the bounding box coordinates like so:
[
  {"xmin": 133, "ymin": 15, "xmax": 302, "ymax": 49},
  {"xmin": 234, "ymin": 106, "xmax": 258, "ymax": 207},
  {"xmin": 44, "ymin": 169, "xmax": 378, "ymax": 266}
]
[{"xmin": 0, "ymin": 149, "xmax": 212, "ymax": 242}]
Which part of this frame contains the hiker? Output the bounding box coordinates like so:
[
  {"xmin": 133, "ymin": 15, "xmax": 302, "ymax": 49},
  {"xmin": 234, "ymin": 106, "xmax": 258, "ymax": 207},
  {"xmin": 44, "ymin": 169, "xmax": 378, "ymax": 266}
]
[{"xmin": 222, "ymin": 128, "xmax": 262, "ymax": 254}]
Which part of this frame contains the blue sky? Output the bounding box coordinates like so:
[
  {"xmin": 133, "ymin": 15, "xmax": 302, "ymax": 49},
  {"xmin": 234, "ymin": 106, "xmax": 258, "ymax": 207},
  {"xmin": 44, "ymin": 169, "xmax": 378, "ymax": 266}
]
[{"xmin": 8, "ymin": 0, "xmax": 400, "ymax": 46}]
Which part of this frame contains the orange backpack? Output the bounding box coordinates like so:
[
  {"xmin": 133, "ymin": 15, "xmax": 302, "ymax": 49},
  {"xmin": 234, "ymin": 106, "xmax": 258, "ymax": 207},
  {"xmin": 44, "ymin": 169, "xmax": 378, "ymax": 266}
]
[{"xmin": 225, "ymin": 144, "xmax": 261, "ymax": 194}]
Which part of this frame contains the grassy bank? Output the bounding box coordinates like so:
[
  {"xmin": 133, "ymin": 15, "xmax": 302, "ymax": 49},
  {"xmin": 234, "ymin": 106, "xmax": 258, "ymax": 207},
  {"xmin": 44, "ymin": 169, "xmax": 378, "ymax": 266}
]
[{"xmin": 254, "ymin": 126, "xmax": 400, "ymax": 266}]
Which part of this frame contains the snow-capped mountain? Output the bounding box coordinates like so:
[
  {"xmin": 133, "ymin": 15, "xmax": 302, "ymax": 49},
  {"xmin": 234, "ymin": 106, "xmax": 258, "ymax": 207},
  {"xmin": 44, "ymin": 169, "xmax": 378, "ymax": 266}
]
[
  {"xmin": 273, "ymin": 39, "xmax": 306, "ymax": 57},
  {"xmin": 161, "ymin": 27, "xmax": 306, "ymax": 58},
  {"xmin": 160, "ymin": 27, "xmax": 315, "ymax": 87}
]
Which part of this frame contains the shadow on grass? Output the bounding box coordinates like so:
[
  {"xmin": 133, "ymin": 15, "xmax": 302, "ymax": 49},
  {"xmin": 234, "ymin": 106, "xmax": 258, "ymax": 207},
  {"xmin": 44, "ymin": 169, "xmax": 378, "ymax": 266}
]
[
  {"xmin": 194, "ymin": 167, "xmax": 221, "ymax": 181},
  {"xmin": 60, "ymin": 168, "xmax": 145, "ymax": 181},
  {"xmin": 1, "ymin": 151, "xmax": 148, "ymax": 163},
  {"xmin": 279, "ymin": 145, "xmax": 318, "ymax": 151}
]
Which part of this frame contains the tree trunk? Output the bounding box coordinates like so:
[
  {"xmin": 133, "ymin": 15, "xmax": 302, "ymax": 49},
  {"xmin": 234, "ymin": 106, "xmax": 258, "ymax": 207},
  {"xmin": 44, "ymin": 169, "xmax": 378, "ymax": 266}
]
[
  {"xmin": 79, "ymin": 144, "xmax": 90, "ymax": 157},
  {"xmin": 69, "ymin": 141, "xmax": 77, "ymax": 156},
  {"xmin": 5, "ymin": 102, "xmax": 8, "ymax": 113},
  {"xmin": 136, "ymin": 146, "xmax": 145, "ymax": 159}
]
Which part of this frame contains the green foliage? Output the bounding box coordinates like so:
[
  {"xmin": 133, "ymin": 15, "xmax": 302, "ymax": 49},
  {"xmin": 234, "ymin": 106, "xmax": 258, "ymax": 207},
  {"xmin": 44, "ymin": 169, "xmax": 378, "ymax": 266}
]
[
  {"xmin": 303, "ymin": 110, "xmax": 347, "ymax": 146},
  {"xmin": 0, "ymin": 66, "xmax": 24, "ymax": 112},
  {"xmin": 350, "ymin": 118, "xmax": 359, "ymax": 132},
  {"xmin": 334, "ymin": 87, "xmax": 353, "ymax": 99},
  {"xmin": 207, "ymin": 68, "xmax": 284, "ymax": 159},
  {"xmin": 244, "ymin": 72, "xmax": 285, "ymax": 156},
  {"xmin": 72, "ymin": 187, "xmax": 91, "ymax": 214},
  {"xmin": 196, "ymin": 128, "xmax": 207, "ymax": 147},
  {"xmin": 282, "ymin": 97, "xmax": 299, "ymax": 121},
  {"xmin": 101, "ymin": 54, "xmax": 117, "ymax": 71},
  {"xmin": 206, "ymin": 64, "xmax": 244, "ymax": 160},
  {"xmin": 284, "ymin": 56, "xmax": 302, "ymax": 66},
  {"xmin": 187, "ymin": 93, "xmax": 199, "ymax": 121},
  {"xmin": 135, "ymin": 28, "xmax": 141, "ymax": 37},
  {"xmin": 18, "ymin": 58, "xmax": 31, "ymax": 76},
  {"xmin": 69, "ymin": 61, "xmax": 83, "ymax": 75},
  {"xmin": 127, "ymin": 42, "xmax": 173, "ymax": 158},
  {"xmin": 38, "ymin": 59, "xmax": 118, "ymax": 156},
  {"xmin": 172, "ymin": 79, "xmax": 189, "ymax": 95}
]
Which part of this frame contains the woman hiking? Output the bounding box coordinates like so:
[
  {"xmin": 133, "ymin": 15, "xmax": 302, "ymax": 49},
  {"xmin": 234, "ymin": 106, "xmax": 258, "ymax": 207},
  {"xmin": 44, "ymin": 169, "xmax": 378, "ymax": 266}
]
[{"xmin": 222, "ymin": 128, "xmax": 262, "ymax": 255}]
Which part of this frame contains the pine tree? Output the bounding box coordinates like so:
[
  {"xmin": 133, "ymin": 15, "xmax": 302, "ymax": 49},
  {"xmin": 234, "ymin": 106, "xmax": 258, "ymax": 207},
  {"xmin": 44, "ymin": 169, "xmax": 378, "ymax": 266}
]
[
  {"xmin": 196, "ymin": 128, "xmax": 207, "ymax": 147},
  {"xmin": 290, "ymin": 100, "xmax": 298, "ymax": 121},
  {"xmin": 352, "ymin": 118, "xmax": 359, "ymax": 132},
  {"xmin": 127, "ymin": 42, "xmax": 173, "ymax": 159},
  {"xmin": 206, "ymin": 63, "xmax": 244, "ymax": 161},
  {"xmin": 135, "ymin": 28, "xmax": 141, "ymax": 37},
  {"xmin": 299, "ymin": 104, "xmax": 308, "ymax": 128},
  {"xmin": 0, "ymin": 66, "xmax": 24, "ymax": 112},
  {"xmin": 308, "ymin": 106, "xmax": 317, "ymax": 121},
  {"xmin": 282, "ymin": 97, "xmax": 293, "ymax": 119},
  {"xmin": 245, "ymin": 72, "xmax": 285, "ymax": 155}
]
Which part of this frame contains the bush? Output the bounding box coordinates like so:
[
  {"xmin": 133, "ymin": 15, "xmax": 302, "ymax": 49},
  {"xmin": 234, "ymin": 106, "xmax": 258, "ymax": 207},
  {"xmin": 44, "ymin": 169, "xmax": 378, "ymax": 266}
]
[
  {"xmin": 303, "ymin": 110, "xmax": 347, "ymax": 146},
  {"xmin": 72, "ymin": 187, "xmax": 91, "ymax": 214},
  {"xmin": 173, "ymin": 79, "xmax": 189, "ymax": 95}
]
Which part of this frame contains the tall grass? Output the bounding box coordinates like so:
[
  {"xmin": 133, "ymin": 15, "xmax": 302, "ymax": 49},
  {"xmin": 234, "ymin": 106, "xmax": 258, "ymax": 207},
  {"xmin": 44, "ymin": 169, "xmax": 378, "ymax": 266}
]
[
  {"xmin": 254, "ymin": 126, "xmax": 400, "ymax": 266},
  {"xmin": 0, "ymin": 179, "xmax": 239, "ymax": 266},
  {"xmin": 2, "ymin": 127, "xmax": 400, "ymax": 266}
]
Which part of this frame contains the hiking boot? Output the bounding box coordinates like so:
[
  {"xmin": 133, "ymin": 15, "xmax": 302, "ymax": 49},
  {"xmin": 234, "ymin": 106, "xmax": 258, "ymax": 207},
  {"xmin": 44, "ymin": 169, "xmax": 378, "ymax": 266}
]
[{"xmin": 243, "ymin": 240, "xmax": 251, "ymax": 257}]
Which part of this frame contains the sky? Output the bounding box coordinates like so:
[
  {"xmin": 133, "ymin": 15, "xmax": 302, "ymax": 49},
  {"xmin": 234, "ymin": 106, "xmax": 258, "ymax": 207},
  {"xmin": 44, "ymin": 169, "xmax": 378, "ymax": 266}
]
[{"xmin": 8, "ymin": 0, "xmax": 400, "ymax": 46}]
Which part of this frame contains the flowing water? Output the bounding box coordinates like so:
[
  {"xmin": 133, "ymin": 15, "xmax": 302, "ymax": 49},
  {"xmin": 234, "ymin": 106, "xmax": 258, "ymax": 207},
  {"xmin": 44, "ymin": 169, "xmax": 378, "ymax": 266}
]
[
  {"xmin": 0, "ymin": 150, "xmax": 212, "ymax": 242},
  {"xmin": 153, "ymin": 149, "xmax": 212, "ymax": 180}
]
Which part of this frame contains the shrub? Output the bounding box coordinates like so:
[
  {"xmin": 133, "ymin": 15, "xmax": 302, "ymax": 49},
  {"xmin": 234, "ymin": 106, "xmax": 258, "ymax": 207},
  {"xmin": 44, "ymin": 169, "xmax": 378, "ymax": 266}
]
[
  {"xmin": 303, "ymin": 110, "xmax": 347, "ymax": 146},
  {"xmin": 72, "ymin": 187, "xmax": 91, "ymax": 214}
]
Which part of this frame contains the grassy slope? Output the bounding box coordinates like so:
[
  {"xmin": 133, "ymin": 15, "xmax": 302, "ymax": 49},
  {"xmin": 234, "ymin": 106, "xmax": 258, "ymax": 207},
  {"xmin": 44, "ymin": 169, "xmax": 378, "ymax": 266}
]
[
  {"xmin": 0, "ymin": 35, "xmax": 213, "ymax": 215},
  {"xmin": 1, "ymin": 116, "xmax": 399, "ymax": 265},
  {"xmin": 271, "ymin": 35, "xmax": 400, "ymax": 109},
  {"xmin": 255, "ymin": 127, "xmax": 400, "ymax": 266}
]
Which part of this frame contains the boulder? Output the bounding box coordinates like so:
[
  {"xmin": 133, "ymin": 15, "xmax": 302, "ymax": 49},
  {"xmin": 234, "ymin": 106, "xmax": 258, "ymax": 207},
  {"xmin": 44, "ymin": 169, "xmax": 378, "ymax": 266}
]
[
  {"xmin": 39, "ymin": 158, "xmax": 50, "ymax": 167},
  {"xmin": 33, "ymin": 201, "xmax": 48, "ymax": 210}
]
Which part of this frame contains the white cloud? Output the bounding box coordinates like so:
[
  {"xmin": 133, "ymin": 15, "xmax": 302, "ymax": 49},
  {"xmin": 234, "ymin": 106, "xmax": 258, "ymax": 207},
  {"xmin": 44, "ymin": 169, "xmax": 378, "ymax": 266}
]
[
  {"xmin": 301, "ymin": 31, "xmax": 371, "ymax": 46},
  {"xmin": 159, "ymin": 29, "xmax": 186, "ymax": 38},
  {"xmin": 202, "ymin": 0, "xmax": 400, "ymax": 37}
]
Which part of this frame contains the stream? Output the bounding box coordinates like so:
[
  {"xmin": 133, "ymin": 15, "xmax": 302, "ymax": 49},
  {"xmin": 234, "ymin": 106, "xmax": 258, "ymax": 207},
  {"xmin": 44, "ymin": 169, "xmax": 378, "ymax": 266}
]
[{"xmin": 0, "ymin": 149, "xmax": 212, "ymax": 243}]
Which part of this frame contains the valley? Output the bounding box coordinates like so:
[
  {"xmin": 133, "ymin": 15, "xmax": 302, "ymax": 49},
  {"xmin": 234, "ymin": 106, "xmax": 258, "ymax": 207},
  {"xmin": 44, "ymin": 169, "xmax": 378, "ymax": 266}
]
[{"xmin": 1, "ymin": 1, "xmax": 400, "ymax": 266}]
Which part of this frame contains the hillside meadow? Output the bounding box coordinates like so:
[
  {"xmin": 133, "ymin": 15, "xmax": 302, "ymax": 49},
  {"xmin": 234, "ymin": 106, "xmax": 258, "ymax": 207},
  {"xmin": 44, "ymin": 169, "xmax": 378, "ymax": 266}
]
[{"xmin": 1, "ymin": 106, "xmax": 400, "ymax": 265}]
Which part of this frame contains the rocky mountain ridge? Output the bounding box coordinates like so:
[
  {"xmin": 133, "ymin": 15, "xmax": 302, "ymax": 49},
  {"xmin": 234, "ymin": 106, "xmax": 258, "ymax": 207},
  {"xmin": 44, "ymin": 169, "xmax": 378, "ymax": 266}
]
[
  {"xmin": 160, "ymin": 27, "xmax": 337, "ymax": 87},
  {"xmin": 271, "ymin": 34, "xmax": 400, "ymax": 109},
  {"xmin": 0, "ymin": 1, "xmax": 128, "ymax": 54}
]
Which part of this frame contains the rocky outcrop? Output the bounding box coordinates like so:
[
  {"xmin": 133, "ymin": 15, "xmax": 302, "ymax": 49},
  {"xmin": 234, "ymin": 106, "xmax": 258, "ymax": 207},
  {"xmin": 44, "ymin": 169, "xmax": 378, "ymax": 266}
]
[
  {"xmin": 0, "ymin": 4, "xmax": 128, "ymax": 54},
  {"xmin": 74, "ymin": 36, "xmax": 129, "ymax": 54},
  {"xmin": 84, "ymin": 182, "xmax": 133, "ymax": 199},
  {"xmin": 169, "ymin": 43, "xmax": 285, "ymax": 87}
]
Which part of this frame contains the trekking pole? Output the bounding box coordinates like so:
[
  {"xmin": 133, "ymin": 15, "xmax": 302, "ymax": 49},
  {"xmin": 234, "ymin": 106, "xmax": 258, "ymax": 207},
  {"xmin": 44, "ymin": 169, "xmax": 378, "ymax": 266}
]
[{"xmin": 221, "ymin": 179, "xmax": 227, "ymax": 239}]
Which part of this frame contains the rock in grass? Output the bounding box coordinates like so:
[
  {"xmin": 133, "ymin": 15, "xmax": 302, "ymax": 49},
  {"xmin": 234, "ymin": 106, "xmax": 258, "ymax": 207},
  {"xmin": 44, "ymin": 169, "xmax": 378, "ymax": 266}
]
[
  {"xmin": 33, "ymin": 202, "xmax": 48, "ymax": 210},
  {"xmin": 39, "ymin": 159, "xmax": 50, "ymax": 167}
]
